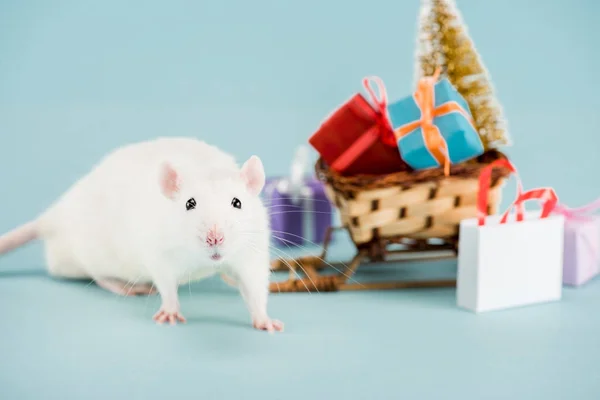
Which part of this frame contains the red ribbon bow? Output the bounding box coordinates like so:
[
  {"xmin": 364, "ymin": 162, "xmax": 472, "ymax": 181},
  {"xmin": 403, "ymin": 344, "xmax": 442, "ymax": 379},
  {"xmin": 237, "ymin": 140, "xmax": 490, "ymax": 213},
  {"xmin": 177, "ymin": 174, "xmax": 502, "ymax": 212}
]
[
  {"xmin": 361, "ymin": 76, "xmax": 396, "ymax": 147},
  {"xmin": 330, "ymin": 77, "xmax": 396, "ymax": 172}
]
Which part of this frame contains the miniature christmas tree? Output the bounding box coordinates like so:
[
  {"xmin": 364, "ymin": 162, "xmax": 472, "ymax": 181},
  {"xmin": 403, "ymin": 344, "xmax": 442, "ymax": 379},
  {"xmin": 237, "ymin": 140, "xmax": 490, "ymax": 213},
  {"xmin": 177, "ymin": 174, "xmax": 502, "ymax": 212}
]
[{"xmin": 414, "ymin": 0, "xmax": 511, "ymax": 149}]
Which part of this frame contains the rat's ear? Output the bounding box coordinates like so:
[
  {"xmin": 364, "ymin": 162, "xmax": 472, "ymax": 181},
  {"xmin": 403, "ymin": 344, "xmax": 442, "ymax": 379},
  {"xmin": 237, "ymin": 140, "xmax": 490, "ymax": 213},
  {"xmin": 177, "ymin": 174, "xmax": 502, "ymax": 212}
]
[
  {"xmin": 241, "ymin": 155, "xmax": 265, "ymax": 196},
  {"xmin": 159, "ymin": 162, "xmax": 180, "ymax": 199}
]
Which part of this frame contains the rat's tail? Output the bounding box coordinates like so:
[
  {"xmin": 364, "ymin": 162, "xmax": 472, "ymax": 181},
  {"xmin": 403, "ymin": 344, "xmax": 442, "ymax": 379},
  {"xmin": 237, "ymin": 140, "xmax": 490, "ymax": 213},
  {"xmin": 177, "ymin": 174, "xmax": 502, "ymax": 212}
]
[{"xmin": 0, "ymin": 221, "xmax": 39, "ymax": 256}]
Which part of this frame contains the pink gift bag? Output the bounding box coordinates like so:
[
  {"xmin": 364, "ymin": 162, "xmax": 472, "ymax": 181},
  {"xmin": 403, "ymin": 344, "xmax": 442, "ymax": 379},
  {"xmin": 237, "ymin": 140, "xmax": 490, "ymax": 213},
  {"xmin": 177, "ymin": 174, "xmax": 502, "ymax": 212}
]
[{"xmin": 552, "ymin": 199, "xmax": 600, "ymax": 286}]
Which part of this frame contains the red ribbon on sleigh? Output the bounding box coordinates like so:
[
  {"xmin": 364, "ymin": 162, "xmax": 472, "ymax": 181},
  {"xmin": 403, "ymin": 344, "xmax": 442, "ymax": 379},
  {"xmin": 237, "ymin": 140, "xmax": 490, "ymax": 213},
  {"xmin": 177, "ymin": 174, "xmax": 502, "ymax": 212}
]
[{"xmin": 476, "ymin": 159, "xmax": 559, "ymax": 226}]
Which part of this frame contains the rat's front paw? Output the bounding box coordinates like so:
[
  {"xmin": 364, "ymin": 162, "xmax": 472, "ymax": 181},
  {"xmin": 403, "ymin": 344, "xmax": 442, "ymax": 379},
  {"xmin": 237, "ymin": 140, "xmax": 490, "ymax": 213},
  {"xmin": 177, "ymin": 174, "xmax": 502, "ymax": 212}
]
[
  {"xmin": 153, "ymin": 306, "xmax": 186, "ymax": 325},
  {"xmin": 253, "ymin": 317, "xmax": 284, "ymax": 333}
]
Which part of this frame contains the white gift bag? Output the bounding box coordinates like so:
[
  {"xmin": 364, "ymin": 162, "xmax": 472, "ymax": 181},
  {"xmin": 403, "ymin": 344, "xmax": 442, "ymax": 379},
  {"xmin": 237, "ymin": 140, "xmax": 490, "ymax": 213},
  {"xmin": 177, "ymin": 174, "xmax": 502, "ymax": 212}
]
[{"xmin": 456, "ymin": 159, "xmax": 565, "ymax": 313}]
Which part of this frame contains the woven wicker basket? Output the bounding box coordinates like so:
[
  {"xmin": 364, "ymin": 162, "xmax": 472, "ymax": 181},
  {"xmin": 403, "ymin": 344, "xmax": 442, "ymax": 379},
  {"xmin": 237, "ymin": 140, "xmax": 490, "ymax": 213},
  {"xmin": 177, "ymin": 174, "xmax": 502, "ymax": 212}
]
[{"xmin": 315, "ymin": 150, "xmax": 512, "ymax": 253}]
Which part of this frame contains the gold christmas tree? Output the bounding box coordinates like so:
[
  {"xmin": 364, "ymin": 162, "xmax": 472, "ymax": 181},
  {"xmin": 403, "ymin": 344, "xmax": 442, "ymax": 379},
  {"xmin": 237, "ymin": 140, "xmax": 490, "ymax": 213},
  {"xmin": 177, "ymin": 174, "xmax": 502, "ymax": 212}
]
[{"xmin": 414, "ymin": 0, "xmax": 512, "ymax": 149}]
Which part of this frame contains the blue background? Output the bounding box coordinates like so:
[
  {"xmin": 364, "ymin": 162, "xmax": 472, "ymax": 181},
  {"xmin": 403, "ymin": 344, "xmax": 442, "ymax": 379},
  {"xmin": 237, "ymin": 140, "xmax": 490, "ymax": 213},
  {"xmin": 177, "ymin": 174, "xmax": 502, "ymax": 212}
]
[{"xmin": 1, "ymin": 0, "xmax": 600, "ymax": 399}]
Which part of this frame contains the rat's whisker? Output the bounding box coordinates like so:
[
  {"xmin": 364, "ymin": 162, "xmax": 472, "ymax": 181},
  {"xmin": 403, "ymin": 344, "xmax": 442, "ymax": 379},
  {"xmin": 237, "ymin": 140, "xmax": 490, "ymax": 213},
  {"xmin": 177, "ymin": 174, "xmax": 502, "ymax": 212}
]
[
  {"xmin": 246, "ymin": 241, "xmax": 311, "ymax": 294},
  {"xmin": 273, "ymin": 274, "xmax": 281, "ymax": 294},
  {"xmin": 262, "ymin": 196, "xmax": 333, "ymax": 206},
  {"xmin": 236, "ymin": 229, "xmax": 358, "ymax": 291},
  {"xmin": 263, "ymin": 204, "xmax": 307, "ymax": 210},
  {"xmin": 267, "ymin": 231, "xmax": 366, "ymax": 290},
  {"xmin": 271, "ymin": 251, "xmax": 311, "ymax": 294},
  {"xmin": 83, "ymin": 278, "xmax": 96, "ymax": 290},
  {"xmin": 268, "ymin": 244, "xmax": 317, "ymax": 294},
  {"xmin": 267, "ymin": 210, "xmax": 333, "ymax": 217},
  {"xmin": 274, "ymin": 238, "xmax": 324, "ymax": 294},
  {"xmin": 144, "ymin": 282, "xmax": 156, "ymax": 313},
  {"xmin": 124, "ymin": 276, "xmax": 142, "ymax": 297}
]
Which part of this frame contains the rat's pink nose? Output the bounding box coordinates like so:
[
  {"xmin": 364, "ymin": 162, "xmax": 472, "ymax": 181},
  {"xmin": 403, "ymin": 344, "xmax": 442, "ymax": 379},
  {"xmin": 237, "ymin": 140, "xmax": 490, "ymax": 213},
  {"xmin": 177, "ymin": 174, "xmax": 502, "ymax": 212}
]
[{"xmin": 206, "ymin": 227, "xmax": 224, "ymax": 247}]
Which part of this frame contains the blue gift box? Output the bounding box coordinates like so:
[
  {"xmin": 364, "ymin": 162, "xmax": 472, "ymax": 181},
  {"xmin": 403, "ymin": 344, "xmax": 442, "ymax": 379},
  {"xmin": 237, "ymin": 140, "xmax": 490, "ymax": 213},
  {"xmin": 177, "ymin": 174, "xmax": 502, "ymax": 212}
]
[{"xmin": 386, "ymin": 78, "xmax": 485, "ymax": 171}]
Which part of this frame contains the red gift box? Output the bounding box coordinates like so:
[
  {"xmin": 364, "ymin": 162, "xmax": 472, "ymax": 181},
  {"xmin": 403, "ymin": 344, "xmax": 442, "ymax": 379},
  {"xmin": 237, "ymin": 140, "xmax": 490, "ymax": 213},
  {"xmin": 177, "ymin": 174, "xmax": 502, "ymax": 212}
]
[{"xmin": 309, "ymin": 77, "xmax": 409, "ymax": 176}]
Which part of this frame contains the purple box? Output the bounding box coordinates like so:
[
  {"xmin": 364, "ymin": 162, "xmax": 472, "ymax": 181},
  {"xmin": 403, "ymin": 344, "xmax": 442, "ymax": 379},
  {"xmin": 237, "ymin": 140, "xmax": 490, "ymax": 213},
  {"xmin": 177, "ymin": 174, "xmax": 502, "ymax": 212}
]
[
  {"xmin": 264, "ymin": 176, "xmax": 333, "ymax": 247},
  {"xmin": 562, "ymin": 217, "xmax": 600, "ymax": 286}
]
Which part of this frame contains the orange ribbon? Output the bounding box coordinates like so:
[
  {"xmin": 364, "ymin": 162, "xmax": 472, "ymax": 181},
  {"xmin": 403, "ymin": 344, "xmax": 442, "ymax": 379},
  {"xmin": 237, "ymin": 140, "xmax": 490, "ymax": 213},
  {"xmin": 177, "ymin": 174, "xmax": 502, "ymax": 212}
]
[{"xmin": 394, "ymin": 68, "xmax": 476, "ymax": 176}]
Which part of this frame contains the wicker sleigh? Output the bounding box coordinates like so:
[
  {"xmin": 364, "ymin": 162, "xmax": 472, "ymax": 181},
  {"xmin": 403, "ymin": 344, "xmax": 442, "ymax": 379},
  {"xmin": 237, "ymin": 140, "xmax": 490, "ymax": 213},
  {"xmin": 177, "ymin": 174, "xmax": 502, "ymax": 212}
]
[{"xmin": 269, "ymin": 150, "xmax": 512, "ymax": 293}]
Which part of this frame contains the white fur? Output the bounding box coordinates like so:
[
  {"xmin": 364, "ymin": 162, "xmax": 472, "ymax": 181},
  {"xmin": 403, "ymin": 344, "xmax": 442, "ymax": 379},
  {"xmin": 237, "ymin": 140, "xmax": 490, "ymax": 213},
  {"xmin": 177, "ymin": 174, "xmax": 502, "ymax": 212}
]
[{"xmin": 0, "ymin": 137, "xmax": 279, "ymax": 329}]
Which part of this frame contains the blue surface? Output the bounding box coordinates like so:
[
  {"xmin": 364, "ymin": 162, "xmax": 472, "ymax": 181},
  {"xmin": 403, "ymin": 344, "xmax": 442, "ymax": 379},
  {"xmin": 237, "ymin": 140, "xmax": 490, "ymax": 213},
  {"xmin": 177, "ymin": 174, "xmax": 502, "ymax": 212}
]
[
  {"xmin": 1, "ymin": 0, "xmax": 600, "ymax": 399},
  {"xmin": 389, "ymin": 78, "xmax": 485, "ymax": 169}
]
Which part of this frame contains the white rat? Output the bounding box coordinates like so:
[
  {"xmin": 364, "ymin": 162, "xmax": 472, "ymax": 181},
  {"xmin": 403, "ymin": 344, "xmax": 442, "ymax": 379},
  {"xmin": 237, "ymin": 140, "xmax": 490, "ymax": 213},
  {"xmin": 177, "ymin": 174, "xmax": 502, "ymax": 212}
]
[{"xmin": 0, "ymin": 137, "xmax": 283, "ymax": 332}]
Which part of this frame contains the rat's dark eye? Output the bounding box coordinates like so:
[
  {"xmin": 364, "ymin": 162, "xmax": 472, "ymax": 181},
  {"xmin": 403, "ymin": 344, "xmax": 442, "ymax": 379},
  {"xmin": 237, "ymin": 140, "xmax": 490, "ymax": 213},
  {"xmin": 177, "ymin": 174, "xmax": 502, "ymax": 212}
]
[
  {"xmin": 231, "ymin": 197, "xmax": 242, "ymax": 209},
  {"xmin": 186, "ymin": 198, "xmax": 196, "ymax": 211}
]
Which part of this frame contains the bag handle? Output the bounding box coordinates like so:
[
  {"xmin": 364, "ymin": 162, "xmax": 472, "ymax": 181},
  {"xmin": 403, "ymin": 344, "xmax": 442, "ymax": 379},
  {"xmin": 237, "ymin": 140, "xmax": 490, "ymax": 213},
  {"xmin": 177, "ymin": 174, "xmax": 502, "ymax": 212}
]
[
  {"xmin": 499, "ymin": 187, "xmax": 559, "ymax": 224},
  {"xmin": 477, "ymin": 159, "xmax": 522, "ymax": 226}
]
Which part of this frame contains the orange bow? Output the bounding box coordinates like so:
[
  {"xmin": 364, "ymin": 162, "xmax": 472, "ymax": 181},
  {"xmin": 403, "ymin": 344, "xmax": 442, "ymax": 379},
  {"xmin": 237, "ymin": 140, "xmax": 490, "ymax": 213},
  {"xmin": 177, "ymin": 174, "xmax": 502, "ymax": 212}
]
[{"xmin": 394, "ymin": 68, "xmax": 475, "ymax": 176}]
